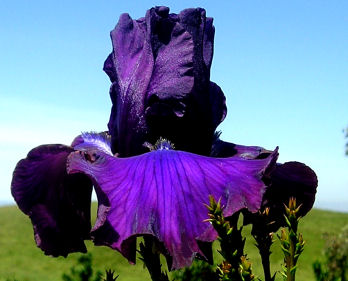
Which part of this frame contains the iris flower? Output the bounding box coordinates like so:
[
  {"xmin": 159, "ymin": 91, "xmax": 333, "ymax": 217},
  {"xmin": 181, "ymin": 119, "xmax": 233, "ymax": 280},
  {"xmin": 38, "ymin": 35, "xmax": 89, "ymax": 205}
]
[{"xmin": 11, "ymin": 7, "xmax": 317, "ymax": 270}]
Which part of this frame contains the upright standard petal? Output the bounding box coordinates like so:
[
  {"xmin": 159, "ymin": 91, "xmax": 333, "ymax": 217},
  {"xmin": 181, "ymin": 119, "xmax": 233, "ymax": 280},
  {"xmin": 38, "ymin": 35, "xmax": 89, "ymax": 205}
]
[
  {"xmin": 105, "ymin": 7, "xmax": 227, "ymax": 156},
  {"xmin": 106, "ymin": 11, "xmax": 153, "ymax": 156},
  {"xmin": 67, "ymin": 145, "xmax": 278, "ymax": 269},
  {"xmin": 11, "ymin": 144, "xmax": 93, "ymax": 256}
]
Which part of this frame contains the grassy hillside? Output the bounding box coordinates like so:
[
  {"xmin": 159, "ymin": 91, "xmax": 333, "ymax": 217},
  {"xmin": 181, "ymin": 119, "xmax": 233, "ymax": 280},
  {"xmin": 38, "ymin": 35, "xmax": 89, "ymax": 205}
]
[
  {"xmin": 243, "ymin": 208, "xmax": 348, "ymax": 280},
  {"xmin": 0, "ymin": 203, "xmax": 347, "ymax": 281}
]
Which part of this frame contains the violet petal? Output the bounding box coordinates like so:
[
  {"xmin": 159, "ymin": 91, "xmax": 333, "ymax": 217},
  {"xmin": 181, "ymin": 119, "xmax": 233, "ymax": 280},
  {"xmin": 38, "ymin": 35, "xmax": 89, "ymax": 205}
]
[
  {"xmin": 11, "ymin": 144, "xmax": 92, "ymax": 256},
  {"xmin": 105, "ymin": 7, "xmax": 227, "ymax": 156},
  {"xmin": 67, "ymin": 146, "xmax": 278, "ymax": 269},
  {"xmin": 103, "ymin": 53, "xmax": 117, "ymax": 83},
  {"xmin": 209, "ymin": 82, "xmax": 227, "ymax": 130},
  {"xmin": 107, "ymin": 10, "xmax": 154, "ymax": 156}
]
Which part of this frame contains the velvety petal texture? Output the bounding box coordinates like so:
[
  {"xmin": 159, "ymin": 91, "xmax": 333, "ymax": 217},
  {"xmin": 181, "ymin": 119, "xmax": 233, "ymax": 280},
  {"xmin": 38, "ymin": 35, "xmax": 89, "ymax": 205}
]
[
  {"xmin": 262, "ymin": 161, "xmax": 318, "ymax": 229},
  {"xmin": 105, "ymin": 6, "xmax": 227, "ymax": 156},
  {"xmin": 67, "ymin": 139, "xmax": 278, "ymax": 269},
  {"xmin": 11, "ymin": 144, "xmax": 93, "ymax": 256}
]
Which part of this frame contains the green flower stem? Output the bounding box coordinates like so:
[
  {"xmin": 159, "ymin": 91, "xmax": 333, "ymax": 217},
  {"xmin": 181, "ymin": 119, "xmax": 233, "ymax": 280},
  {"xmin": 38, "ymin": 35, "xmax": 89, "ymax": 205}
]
[
  {"xmin": 206, "ymin": 196, "xmax": 255, "ymax": 281},
  {"xmin": 256, "ymin": 233, "xmax": 274, "ymax": 281},
  {"xmin": 279, "ymin": 198, "xmax": 305, "ymax": 281},
  {"xmin": 287, "ymin": 231, "xmax": 296, "ymax": 281},
  {"xmin": 251, "ymin": 208, "xmax": 275, "ymax": 281},
  {"xmin": 139, "ymin": 236, "xmax": 169, "ymax": 281}
]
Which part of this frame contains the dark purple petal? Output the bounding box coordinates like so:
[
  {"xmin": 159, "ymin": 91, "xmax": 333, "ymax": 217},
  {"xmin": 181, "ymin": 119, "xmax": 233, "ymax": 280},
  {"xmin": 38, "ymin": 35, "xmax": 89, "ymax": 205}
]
[
  {"xmin": 106, "ymin": 10, "xmax": 153, "ymax": 156},
  {"xmin": 243, "ymin": 161, "xmax": 318, "ymax": 232},
  {"xmin": 103, "ymin": 53, "xmax": 117, "ymax": 83},
  {"xmin": 262, "ymin": 161, "xmax": 318, "ymax": 229},
  {"xmin": 211, "ymin": 136, "xmax": 272, "ymax": 159},
  {"xmin": 209, "ymin": 82, "xmax": 227, "ymax": 129},
  {"xmin": 203, "ymin": 17, "xmax": 215, "ymax": 70},
  {"xmin": 145, "ymin": 10, "xmax": 194, "ymax": 114},
  {"xmin": 105, "ymin": 7, "xmax": 227, "ymax": 156},
  {"xmin": 11, "ymin": 144, "xmax": 93, "ymax": 256},
  {"xmin": 67, "ymin": 147, "xmax": 278, "ymax": 269}
]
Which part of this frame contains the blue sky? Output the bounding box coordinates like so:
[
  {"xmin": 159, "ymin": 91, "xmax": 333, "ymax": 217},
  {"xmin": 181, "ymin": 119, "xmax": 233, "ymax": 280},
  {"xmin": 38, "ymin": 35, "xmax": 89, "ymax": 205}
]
[{"xmin": 1, "ymin": 1, "xmax": 347, "ymax": 211}]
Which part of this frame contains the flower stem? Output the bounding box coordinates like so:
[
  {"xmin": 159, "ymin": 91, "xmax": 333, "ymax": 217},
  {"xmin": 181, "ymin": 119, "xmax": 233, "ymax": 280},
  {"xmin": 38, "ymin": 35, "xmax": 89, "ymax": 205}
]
[
  {"xmin": 258, "ymin": 237, "xmax": 273, "ymax": 281},
  {"xmin": 250, "ymin": 208, "xmax": 275, "ymax": 281},
  {"xmin": 139, "ymin": 236, "xmax": 169, "ymax": 281},
  {"xmin": 206, "ymin": 196, "xmax": 255, "ymax": 281},
  {"xmin": 253, "ymin": 227, "xmax": 275, "ymax": 281},
  {"xmin": 278, "ymin": 198, "xmax": 305, "ymax": 281},
  {"xmin": 287, "ymin": 232, "xmax": 296, "ymax": 281}
]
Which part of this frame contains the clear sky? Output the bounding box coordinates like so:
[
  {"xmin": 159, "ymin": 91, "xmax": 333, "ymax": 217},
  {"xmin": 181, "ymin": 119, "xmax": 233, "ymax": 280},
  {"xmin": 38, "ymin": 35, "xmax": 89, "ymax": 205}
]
[{"xmin": 1, "ymin": 1, "xmax": 347, "ymax": 211}]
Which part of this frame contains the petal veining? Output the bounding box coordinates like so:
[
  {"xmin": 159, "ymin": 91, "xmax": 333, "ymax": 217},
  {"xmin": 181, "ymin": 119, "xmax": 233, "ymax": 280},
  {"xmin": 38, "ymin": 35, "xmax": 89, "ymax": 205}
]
[{"xmin": 67, "ymin": 147, "xmax": 278, "ymax": 268}]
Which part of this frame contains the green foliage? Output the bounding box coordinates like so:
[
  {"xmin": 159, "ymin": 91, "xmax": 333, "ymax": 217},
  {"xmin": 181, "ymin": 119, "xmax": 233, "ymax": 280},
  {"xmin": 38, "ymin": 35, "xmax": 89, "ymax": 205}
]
[
  {"xmin": 313, "ymin": 261, "xmax": 329, "ymax": 281},
  {"xmin": 206, "ymin": 196, "xmax": 255, "ymax": 281},
  {"xmin": 172, "ymin": 260, "xmax": 218, "ymax": 281},
  {"xmin": 61, "ymin": 254, "xmax": 119, "ymax": 281},
  {"xmin": 313, "ymin": 225, "xmax": 348, "ymax": 281},
  {"xmin": 278, "ymin": 198, "xmax": 305, "ymax": 281},
  {"xmin": 62, "ymin": 253, "xmax": 102, "ymax": 281}
]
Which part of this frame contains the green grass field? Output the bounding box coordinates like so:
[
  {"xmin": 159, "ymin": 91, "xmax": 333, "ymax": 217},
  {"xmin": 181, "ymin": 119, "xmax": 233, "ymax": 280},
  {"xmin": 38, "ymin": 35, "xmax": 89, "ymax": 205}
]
[{"xmin": 0, "ymin": 203, "xmax": 347, "ymax": 281}]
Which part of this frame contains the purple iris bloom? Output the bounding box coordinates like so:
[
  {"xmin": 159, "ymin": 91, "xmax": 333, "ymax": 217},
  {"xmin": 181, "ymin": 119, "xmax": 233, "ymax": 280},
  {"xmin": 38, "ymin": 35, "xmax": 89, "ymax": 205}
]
[{"xmin": 11, "ymin": 6, "xmax": 316, "ymax": 270}]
